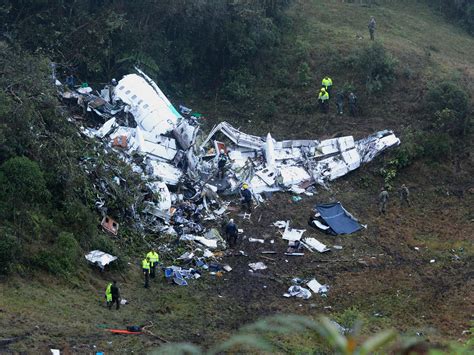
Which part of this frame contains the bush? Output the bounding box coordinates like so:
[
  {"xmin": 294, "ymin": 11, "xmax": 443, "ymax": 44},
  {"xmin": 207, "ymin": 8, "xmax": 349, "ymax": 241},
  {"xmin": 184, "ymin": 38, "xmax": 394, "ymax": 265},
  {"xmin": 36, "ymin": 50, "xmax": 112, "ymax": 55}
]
[
  {"xmin": 35, "ymin": 232, "xmax": 82, "ymax": 276},
  {"xmin": 58, "ymin": 200, "xmax": 98, "ymax": 249},
  {"xmin": 352, "ymin": 42, "xmax": 398, "ymax": 94},
  {"xmin": 425, "ymin": 81, "xmax": 470, "ymax": 136},
  {"xmin": 426, "ymin": 82, "xmax": 469, "ymax": 118},
  {"xmin": 420, "ymin": 132, "xmax": 453, "ymax": 161},
  {"xmin": 0, "ymin": 231, "xmax": 20, "ymax": 274},
  {"xmin": 0, "ymin": 156, "xmax": 50, "ymax": 220},
  {"xmin": 223, "ymin": 68, "xmax": 256, "ymax": 101}
]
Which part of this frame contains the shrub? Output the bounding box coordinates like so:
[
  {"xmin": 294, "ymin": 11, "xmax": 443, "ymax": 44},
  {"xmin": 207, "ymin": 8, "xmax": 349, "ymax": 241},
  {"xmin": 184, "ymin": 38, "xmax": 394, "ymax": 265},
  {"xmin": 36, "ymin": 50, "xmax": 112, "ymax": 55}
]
[
  {"xmin": 420, "ymin": 132, "xmax": 453, "ymax": 161},
  {"xmin": 0, "ymin": 231, "xmax": 20, "ymax": 274},
  {"xmin": 0, "ymin": 156, "xmax": 51, "ymax": 220},
  {"xmin": 426, "ymin": 82, "xmax": 469, "ymax": 118},
  {"xmin": 297, "ymin": 62, "xmax": 311, "ymax": 87},
  {"xmin": 425, "ymin": 82, "xmax": 470, "ymax": 136},
  {"xmin": 354, "ymin": 42, "xmax": 398, "ymax": 94},
  {"xmin": 223, "ymin": 68, "xmax": 256, "ymax": 101},
  {"xmin": 35, "ymin": 232, "xmax": 81, "ymax": 276}
]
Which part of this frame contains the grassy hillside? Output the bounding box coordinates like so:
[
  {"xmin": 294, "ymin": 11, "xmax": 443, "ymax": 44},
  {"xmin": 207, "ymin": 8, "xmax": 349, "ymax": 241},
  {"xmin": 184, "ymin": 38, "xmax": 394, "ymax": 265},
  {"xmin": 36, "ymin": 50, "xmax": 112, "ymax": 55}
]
[{"xmin": 0, "ymin": 0, "xmax": 473, "ymax": 353}]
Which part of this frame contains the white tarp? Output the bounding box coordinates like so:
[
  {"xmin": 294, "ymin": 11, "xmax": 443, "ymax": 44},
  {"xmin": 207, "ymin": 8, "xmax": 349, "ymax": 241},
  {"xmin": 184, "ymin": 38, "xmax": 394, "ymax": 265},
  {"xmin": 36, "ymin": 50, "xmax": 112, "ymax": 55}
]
[{"xmin": 85, "ymin": 250, "xmax": 117, "ymax": 269}]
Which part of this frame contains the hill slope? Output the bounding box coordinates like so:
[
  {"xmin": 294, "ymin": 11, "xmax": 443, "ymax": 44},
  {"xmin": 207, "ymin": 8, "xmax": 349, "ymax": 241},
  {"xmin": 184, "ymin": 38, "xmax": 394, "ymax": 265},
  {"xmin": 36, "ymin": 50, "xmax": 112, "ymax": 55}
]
[{"xmin": 0, "ymin": 1, "xmax": 473, "ymax": 353}]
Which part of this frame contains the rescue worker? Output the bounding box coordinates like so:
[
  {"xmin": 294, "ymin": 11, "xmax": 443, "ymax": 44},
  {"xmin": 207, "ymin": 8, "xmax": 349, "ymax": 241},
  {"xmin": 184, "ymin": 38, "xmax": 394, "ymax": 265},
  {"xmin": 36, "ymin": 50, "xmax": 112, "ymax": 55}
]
[
  {"xmin": 146, "ymin": 249, "xmax": 160, "ymax": 279},
  {"xmin": 322, "ymin": 76, "xmax": 333, "ymax": 95},
  {"xmin": 108, "ymin": 78, "xmax": 118, "ymax": 103},
  {"xmin": 217, "ymin": 149, "xmax": 228, "ymax": 179},
  {"xmin": 142, "ymin": 257, "xmax": 151, "ymax": 288},
  {"xmin": 65, "ymin": 73, "xmax": 75, "ymax": 89},
  {"xmin": 241, "ymin": 183, "xmax": 252, "ymax": 212},
  {"xmin": 336, "ymin": 90, "xmax": 344, "ymax": 115},
  {"xmin": 318, "ymin": 88, "xmax": 329, "ymax": 113},
  {"xmin": 399, "ymin": 184, "xmax": 411, "ymax": 206},
  {"xmin": 105, "ymin": 282, "xmax": 113, "ymax": 308},
  {"xmin": 225, "ymin": 219, "xmax": 239, "ymax": 248},
  {"xmin": 348, "ymin": 92, "xmax": 357, "ymax": 117},
  {"xmin": 368, "ymin": 16, "xmax": 376, "ymax": 40},
  {"xmin": 378, "ymin": 186, "xmax": 389, "ymax": 215}
]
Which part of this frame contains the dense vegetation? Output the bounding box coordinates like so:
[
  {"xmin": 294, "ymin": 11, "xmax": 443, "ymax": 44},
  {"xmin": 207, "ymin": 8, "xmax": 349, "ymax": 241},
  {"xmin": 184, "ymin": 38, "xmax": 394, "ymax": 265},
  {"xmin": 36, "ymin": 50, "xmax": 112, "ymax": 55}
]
[
  {"xmin": 0, "ymin": 0, "xmax": 291, "ymax": 94},
  {"xmin": 429, "ymin": 0, "xmax": 474, "ymax": 34}
]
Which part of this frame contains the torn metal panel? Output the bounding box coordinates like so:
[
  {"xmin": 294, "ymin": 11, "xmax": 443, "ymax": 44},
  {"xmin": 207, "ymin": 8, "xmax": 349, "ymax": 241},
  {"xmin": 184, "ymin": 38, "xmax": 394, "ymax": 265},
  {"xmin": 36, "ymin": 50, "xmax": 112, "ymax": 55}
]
[
  {"xmin": 311, "ymin": 147, "xmax": 361, "ymax": 182},
  {"xmin": 356, "ymin": 130, "xmax": 400, "ymax": 163},
  {"xmin": 255, "ymin": 168, "xmax": 277, "ymax": 186},
  {"xmin": 200, "ymin": 122, "xmax": 265, "ymax": 150},
  {"xmin": 307, "ymin": 279, "xmax": 329, "ymax": 294},
  {"xmin": 302, "ymin": 237, "xmax": 330, "ymax": 253},
  {"xmin": 149, "ymin": 160, "xmax": 183, "ymax": 185},
  {"xmin": 147, "ymin": 181, "xmax": 172, "ymax": 211},
  {"xmin": 90, "ymin": 117, "xmax": 118, "ymax": 139},
  {"xmin": 315, "ymin": 136, "xmax": 355, "ymax": 157},
  {"xmin": 264, "ymin": 133, "xmax": 276, "ymax": 167},
  {"xmin": 282, "ymin": 224, "xmax": 306, "ymax": 241},
  {"xmin": 134, "ymin": 127, "xmax": 177, "ymax": 161},
  {"xmin": 280, "ymin": 166, "xmax": 311, "ymax": 186},
  {"xmin": 173, "ymin": 119, "xmax": 199, "ymax": 150}
]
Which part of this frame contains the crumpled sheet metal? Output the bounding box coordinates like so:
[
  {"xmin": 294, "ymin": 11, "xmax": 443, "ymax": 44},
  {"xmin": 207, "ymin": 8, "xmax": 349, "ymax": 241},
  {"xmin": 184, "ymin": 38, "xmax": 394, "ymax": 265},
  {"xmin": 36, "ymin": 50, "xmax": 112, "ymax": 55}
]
[{"xmin": 283, "ymin": 285, "xmax": 312, "ymax": 299}]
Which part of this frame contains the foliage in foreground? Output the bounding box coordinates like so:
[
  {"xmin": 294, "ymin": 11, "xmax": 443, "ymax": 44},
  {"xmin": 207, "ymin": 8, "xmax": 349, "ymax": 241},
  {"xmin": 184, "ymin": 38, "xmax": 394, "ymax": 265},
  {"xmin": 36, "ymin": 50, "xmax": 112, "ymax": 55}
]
[{"xmin": 151, "ymin": 314, "xmax": 473, "ymax": 354}]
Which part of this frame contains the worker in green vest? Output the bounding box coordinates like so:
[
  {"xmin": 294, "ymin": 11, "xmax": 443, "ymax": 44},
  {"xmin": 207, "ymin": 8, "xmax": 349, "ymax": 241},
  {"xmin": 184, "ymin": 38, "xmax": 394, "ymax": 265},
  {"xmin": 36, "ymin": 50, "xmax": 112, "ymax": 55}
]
[
  {"xmin": 105, "ymin": 281, "xmax": 120, "ymax": 310},
  {"xmin": 146, "ymin": 249, "xmax": 160, "ymax": 279},
  {"xmin": 142, "ymin": 257, "xmax": 150, "ymax": 288},
  {"xmin": 318, "ymin": 88, "xmax": 329, "ymax": 113},
  {"xmin": 105, "ymin": 282, "xmax": 113, "ymax": 307},
  {"xmin": 322, "ymin": 76, "xmax": 333, "ymax": 95}
]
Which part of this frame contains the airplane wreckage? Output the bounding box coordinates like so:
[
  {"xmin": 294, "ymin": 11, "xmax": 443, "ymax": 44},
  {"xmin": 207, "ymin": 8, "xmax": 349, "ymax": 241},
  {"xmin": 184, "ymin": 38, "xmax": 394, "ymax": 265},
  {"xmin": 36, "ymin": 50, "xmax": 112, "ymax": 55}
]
[{"xmin": 58, "ymin": 69, "xmax": 400, "ymax": 236}]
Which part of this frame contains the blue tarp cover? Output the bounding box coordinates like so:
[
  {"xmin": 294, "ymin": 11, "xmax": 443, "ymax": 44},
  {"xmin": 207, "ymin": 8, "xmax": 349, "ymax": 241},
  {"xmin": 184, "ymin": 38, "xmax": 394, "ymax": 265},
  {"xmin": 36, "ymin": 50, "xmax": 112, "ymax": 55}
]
[{"xmin": 316, "ymin": 202, "xmax": 362, "ymax": 235}]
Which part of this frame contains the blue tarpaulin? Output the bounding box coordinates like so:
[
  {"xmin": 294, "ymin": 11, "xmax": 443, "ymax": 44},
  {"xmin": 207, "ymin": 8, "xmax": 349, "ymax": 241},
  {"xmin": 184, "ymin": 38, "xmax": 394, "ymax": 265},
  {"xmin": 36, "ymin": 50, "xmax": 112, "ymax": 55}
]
[{"xmin": 315, "ymin": 202, "xmax": 362, "ymax": 235}]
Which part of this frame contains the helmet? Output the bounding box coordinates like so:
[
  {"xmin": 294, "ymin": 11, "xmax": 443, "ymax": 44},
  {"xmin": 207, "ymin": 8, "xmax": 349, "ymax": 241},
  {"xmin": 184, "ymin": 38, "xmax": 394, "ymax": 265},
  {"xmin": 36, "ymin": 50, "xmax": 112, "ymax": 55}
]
[
  {"xmin": 111, "ymin": 78, "xmax": 117, "ymax": 85},
  {"xmin": 242, "ymin": 183, "xmax": 249, "ymax": 189},
  {"xmin": 220, "ymin": 149, "xmax": 224, "ymax": 154}
]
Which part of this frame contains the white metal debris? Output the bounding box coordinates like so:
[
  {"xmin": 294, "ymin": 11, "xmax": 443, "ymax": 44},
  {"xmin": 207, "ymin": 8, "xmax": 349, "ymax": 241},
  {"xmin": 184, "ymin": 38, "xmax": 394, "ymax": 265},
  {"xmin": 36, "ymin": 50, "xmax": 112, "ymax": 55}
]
[
  {"xmin": 302, "ymin": 238, "xmax": 330, "ymax": 253},
  {"xmin": 282, "ymin": 223, "xmax": 306, "ymax": 241},
  {"xmin": 283, "ymin": 285, "xmax": 312, "ymax": 299},
  {"xmin": 248, "ymin": 262, "xmax": 267, "ymax": 271},
  {"xmin": 307, "ymin": 279, "xmax": 329, "ymax": 294}
]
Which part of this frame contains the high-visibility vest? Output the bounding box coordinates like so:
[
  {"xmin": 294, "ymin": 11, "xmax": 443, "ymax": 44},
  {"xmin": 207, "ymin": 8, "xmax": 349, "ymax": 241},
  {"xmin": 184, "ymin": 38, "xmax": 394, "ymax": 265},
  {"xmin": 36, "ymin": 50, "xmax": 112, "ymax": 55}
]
[
  {"xmin": 105, "ymin": 283, "xmax": 112, "ymax": 302},
  {"xmin": 142, "ymin": 259, "xmax": 150, "ymax": 270},
  {"xmin": 318, "ymin": 90, "xmax": 329, "ymax": 102},
  {"xmin": 146, "ymin": 251, "xmax": 159, "ymax": 265},
  {"xmin": 322, "ymin": 77, "xmax": 333, "ymax": 89}
]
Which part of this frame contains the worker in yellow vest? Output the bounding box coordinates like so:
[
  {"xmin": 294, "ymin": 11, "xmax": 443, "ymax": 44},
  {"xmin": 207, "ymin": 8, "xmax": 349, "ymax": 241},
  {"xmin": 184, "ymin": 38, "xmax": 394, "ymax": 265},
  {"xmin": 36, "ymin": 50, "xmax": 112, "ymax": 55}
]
[
  {"xmin": 105, "ymin": 282, "xmax": 113, "ymax": 307},
  {"xmin": 322, "ymin": 76, "xmax": 333, "ymax": 95},
  {"xmin": 146, "ymin": 249, "xmax": 160, "ymax": 279},
  {"xmin": 318, "ymin": 88, "xmax": 329, "ymax": 113},
  {"xmin": 142, "ymin": 257, "xmax": 150, "ymax": 288}
]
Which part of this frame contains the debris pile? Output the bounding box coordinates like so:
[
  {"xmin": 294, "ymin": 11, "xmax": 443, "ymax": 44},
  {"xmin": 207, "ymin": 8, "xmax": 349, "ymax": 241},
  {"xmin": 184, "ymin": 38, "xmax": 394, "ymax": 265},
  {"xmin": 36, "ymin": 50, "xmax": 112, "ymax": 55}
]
[{"xmin": 58, "ymin": 68, "xmax": 400, "ymax": 283}]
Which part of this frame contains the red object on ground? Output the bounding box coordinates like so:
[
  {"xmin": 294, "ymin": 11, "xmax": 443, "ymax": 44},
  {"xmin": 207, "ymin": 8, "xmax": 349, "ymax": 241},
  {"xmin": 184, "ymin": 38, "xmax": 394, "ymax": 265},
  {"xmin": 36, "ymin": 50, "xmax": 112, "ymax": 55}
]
[{"xmin": 106, "ymin": 329, "xmax": 142, "ymax": 335}]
